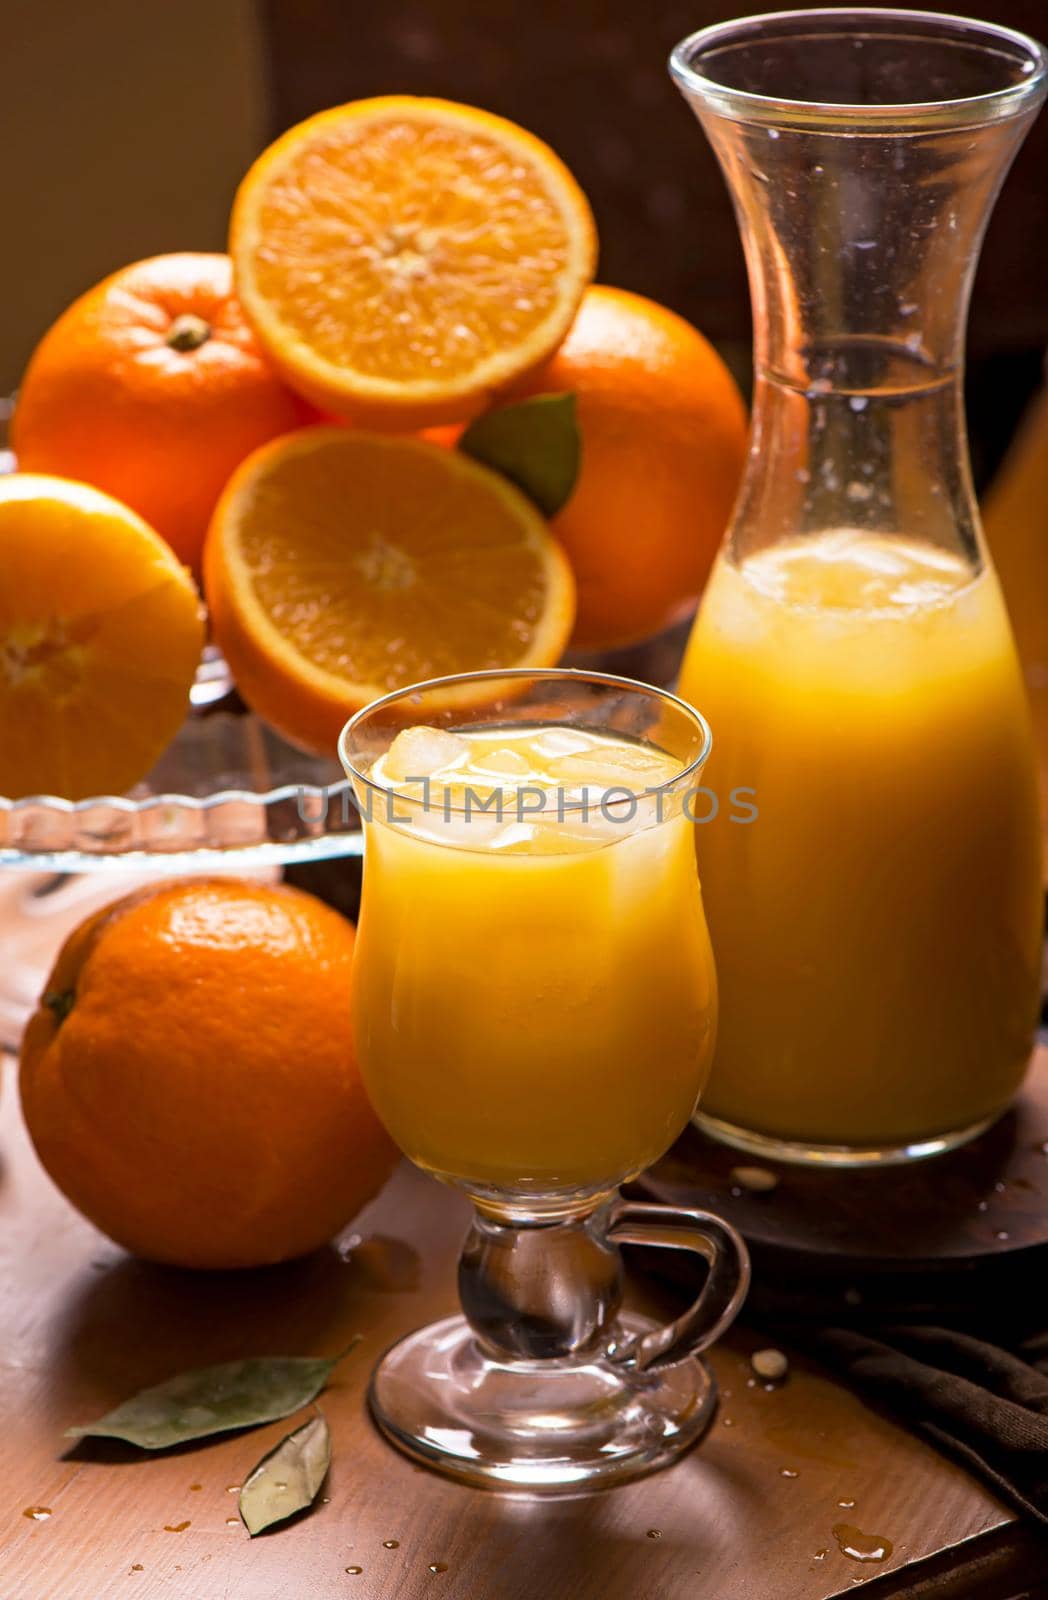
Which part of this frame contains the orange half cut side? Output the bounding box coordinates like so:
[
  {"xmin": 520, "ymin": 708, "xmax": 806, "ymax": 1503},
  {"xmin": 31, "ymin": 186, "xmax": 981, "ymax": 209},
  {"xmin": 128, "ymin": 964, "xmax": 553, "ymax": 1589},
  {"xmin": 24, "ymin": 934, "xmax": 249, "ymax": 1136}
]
[
  {"xmin": 230, "ymin": 96, "xmax": 598, "ymax": 428},
  {"xmin": 204, "ymin": 427, "xmax": 576, "ymax": 754},
  {"xmin": 0, "ymin": 475, "xmax": 203, "ymax": 800}
]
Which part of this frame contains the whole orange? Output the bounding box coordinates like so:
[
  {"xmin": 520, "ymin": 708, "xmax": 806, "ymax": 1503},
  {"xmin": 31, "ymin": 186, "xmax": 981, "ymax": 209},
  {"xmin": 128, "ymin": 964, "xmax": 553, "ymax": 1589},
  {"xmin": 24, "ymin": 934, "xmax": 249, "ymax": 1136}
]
[
  {"xmin": 19, "ymin": 878, "xmax": 397, "ymax": 1270},
  {"xmin": 513, "ymin": 286, "xmax": 748, "ymax": 650},
  {"xmin": 12, "ymin": 253, "xmax": 310, "ymax": 571}
]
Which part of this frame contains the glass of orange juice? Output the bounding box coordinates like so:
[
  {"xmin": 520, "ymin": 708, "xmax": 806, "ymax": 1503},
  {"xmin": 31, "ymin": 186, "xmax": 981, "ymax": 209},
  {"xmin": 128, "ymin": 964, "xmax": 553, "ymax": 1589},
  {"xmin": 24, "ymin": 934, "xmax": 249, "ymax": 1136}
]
[{"xmin": 339, "ymin": 669, "xmax": 748, "ymax": 1491}]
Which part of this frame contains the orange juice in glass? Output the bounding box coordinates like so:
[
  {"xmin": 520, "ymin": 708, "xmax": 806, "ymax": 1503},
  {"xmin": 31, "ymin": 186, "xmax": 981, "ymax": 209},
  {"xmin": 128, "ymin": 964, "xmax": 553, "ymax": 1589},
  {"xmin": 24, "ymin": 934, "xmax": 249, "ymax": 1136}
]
[{"xmin": 340, "ymin": 670, "xmax": 748, "ymax": 1492}]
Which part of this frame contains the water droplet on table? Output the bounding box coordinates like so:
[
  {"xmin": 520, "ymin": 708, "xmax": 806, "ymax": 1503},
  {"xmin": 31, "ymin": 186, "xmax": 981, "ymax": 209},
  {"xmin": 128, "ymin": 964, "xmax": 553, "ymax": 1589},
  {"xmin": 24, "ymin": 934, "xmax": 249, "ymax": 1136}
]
[
  {"xmin": 429, "ymin": 1561, "xmax": 449, "ymax": 1573},
  {"xmin": 226, "ymin": 1484, "xmax": 241, "ymax": 1494},
  {"xmin": 832, "ymin": 1523, "xmax": 893, "ymax": 1562},
  {"xmin": 383, "ymin": 1539, "xmax": 400, "ymax": 1549},
  {"xmin": 646, "ymin": 1528, "xmax": 662, "ymax": 1539},
  {"xmin": 345, "ymin": 1566, "xmax": 363, "ymax": 1575},
  {"xmin": 838, "ymin": 1498, "xmax": 856, "ymax": 1509},
  {"xmin": 813, "ymin": 1549, "xmax": 828, "ymax": 1561},
  {"xmin": 23, "ymin": 1506, "xmax": 51, "ymax": 1521},
  {"xmin": 780, "ymin": 1468, "xmax": 799, "ymax": 1479},
  {"xmin": 226, "ymin": 1517, "xmax": 240, "ymax": 1527}
]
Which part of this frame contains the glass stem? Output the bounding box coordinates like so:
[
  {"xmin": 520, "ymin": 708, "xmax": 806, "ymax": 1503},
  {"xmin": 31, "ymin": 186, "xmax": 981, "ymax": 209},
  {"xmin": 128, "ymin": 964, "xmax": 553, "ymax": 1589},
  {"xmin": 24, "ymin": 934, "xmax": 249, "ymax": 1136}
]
[{"xmin": 458, "ymin": 1200, "xmax": 624, "ymax": 1362}]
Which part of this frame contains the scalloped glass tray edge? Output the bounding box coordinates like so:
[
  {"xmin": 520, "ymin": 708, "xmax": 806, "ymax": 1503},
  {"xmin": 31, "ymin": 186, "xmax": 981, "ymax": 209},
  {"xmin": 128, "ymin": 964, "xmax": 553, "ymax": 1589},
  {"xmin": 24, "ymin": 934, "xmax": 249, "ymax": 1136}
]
[
  {"xmin": 0, "ymin": 667, "xmax": 363, "ymax": 870},
  {"xmin": 0, "ymin": 628, "xmax": 694, "ymax": 871}
]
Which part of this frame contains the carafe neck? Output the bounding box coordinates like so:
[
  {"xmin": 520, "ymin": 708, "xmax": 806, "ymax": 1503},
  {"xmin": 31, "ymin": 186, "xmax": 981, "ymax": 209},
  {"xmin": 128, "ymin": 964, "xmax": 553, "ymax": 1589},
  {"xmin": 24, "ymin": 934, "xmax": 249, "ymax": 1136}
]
[{"xmin": 671, "ymin": 11, "xmax": 1046, "ymax": 564}]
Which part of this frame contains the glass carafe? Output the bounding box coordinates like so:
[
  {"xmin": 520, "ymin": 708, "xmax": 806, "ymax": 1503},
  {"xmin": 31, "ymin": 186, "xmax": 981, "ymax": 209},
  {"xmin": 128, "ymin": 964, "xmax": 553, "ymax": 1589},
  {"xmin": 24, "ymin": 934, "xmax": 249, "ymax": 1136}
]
[{"xmin": 671, "ymin": 10, "xmax": 1047, "ymax": 1165}]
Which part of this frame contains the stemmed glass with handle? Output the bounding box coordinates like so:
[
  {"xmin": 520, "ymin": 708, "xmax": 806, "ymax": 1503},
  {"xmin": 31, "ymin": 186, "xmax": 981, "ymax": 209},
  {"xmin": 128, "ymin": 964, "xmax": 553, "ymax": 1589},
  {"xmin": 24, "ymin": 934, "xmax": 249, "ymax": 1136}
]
[{"xmin": 340, "ymin": 668, "xmax": 749, "ymax": 1491}]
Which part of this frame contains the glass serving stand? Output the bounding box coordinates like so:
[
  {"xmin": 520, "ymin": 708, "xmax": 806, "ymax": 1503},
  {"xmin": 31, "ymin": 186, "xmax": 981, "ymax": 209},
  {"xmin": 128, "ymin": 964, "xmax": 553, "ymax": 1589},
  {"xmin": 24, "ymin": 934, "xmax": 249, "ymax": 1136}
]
[{"xmin": 0, "ymin": 651, "xmax": 359, "ymax": 873}]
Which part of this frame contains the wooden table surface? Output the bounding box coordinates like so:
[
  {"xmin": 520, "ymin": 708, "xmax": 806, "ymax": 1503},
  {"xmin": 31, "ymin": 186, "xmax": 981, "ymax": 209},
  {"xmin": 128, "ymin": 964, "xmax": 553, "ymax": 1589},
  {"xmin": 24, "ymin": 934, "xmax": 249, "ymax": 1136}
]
[{"xmin": 2, "ymin": 1054, "xmax": 1045, "ymax": 1600}]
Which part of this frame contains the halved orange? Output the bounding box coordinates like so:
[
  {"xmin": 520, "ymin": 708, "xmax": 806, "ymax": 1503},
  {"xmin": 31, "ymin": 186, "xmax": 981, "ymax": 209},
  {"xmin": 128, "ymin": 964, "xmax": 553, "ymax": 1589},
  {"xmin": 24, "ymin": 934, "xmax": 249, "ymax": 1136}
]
[
  {"xmin": 229, "ymin": 97, "xmax": 597, "ymax": 429},
  {"xmin": 0, "ymin": 475, "xmax": 204, "ymax": 800},
  {"xmin": 204, "ymin": 427, "xmax": 576, "ymax": 754}
]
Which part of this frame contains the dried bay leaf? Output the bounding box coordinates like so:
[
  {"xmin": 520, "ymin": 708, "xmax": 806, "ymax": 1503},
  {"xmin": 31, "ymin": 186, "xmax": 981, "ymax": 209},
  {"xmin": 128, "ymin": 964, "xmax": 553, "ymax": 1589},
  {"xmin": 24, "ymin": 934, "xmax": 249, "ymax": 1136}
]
[
  {"xmin": 239, "ymin": 1414, "xmax": 331, "ymax": 1536},
  {"xmin": 66, "ymin": 1339, "xmax": 360, "ymax": 1451}
]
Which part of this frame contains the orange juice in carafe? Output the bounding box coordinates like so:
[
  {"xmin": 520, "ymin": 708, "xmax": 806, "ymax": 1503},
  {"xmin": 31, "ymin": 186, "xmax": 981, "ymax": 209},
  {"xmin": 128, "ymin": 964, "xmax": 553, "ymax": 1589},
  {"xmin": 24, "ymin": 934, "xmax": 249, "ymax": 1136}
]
[{"xmin": 680, "ymin": 529, "xmax": 1042, "ymax": 1156}]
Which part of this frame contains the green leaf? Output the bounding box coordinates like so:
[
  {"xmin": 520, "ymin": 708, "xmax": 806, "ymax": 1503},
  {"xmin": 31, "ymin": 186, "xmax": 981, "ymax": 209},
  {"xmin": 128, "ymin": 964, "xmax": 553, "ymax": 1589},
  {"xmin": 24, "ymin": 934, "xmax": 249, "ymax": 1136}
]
[
  {"xmin": 65, "ymin": 1340, "xmax": 360, "ymax": 1451},
  {"xmin": 458, "ymin": 393, "xmax": 580, "ymax": 517},
  {"xmin": 238, "ymin": 1414, "xmax": 331, "ymax": 1536}
]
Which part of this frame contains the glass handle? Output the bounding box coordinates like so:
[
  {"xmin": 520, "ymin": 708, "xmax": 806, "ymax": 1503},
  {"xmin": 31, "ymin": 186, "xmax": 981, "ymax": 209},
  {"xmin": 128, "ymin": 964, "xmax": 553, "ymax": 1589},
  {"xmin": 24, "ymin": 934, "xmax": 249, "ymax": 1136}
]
[{"xmin": 606, "ymin": 1199, "xmax": 751, "ymax": 1372}]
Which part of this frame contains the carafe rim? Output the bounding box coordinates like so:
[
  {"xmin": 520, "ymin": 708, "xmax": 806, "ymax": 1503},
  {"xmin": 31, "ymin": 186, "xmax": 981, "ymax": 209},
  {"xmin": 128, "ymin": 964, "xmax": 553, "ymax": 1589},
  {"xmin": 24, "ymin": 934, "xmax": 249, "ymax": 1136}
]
[{"xmin": 670, "ymin": 8, "xmax": 1047, "ymax": 133}]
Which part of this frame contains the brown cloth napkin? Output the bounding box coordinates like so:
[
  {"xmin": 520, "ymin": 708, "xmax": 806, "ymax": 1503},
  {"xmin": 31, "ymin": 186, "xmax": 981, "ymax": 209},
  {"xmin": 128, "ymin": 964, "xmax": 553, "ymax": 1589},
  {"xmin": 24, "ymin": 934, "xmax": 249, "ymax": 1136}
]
[{"xmin": 788, "ymin": 1314, "xmax": 1048, "ymax": 1528}]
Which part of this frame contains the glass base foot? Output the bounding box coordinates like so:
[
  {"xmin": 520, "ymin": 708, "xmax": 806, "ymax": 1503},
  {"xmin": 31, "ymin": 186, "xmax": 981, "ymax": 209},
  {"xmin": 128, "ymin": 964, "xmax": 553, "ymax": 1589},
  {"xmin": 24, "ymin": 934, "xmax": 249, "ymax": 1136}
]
[
  {"xmin": 693, "ymin": 1108, "xmax": 999, "ymax": 1167},
  {"xmin": 368, "ymin": 1312, "xmax": 717, "ymax": 1492}
]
